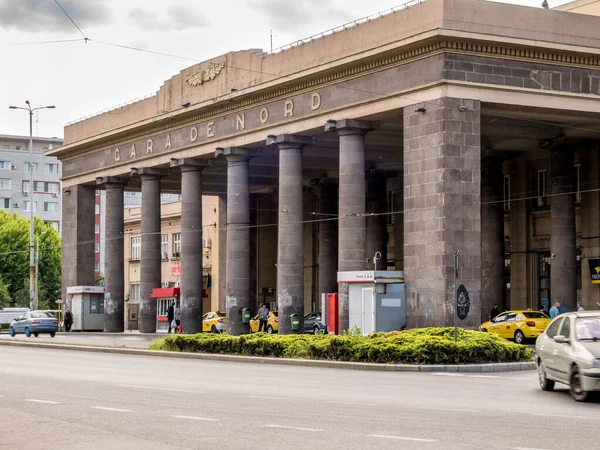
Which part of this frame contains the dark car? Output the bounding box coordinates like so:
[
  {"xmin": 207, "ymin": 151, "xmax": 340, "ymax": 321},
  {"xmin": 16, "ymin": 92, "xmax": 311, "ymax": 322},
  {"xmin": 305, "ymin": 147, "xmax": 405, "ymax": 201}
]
[
  {"xmin": 9, "ymin": 311, "xmax": 59, "ymax": 337},
  {"xmin": 303, "ymin": 312, "xmax": 327, "ymax": 334}
]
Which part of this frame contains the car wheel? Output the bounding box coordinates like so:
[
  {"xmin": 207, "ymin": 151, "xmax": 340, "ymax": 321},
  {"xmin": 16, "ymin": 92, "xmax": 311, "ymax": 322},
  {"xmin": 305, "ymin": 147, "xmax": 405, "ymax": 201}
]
[
  {"xmin": 9, "ymin": 327, "xmax": 15, "ymax": 337},
  {"xmin": 537, "ymin": 360, "xmax": 554, "ymax": 391},
  {"xmin": 514, "ymin": 330, "xmax": 525, "ymax": 345},
  {"xmin": 267, "ymin": 325, "xmax": 273, "ymax": 334},
  {"xmin": 570, "ymin": 368, "xmax": 591, "ymax": 402},
  {"xmin": 211, "ymin": 325, "xmax": 217, "ymax": 333},
  {"xmin": 50, "ymin": 332, "xmax": 56, "ymax": 338},
  {"xmin": 25, "ymin": 328, "xmax": 31, "ymax": 338},
  {"xmin": 34, "ymin": 332, "xmax": 39, "ymax": 337},
  {"xmin": 313, "ymin": 326, "xmax": 320, "ymax": 335}
]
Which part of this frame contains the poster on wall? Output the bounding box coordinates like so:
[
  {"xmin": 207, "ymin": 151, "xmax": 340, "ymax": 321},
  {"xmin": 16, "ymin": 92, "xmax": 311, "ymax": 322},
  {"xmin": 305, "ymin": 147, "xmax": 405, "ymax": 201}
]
[{"xmin": 588, "ymin": 259, "xmax": 600, "ymax": 284}]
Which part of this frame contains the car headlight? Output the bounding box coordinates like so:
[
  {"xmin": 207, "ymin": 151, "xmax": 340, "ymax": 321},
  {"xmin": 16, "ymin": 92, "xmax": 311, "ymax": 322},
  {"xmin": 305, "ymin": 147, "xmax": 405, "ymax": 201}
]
[{"xmin": 593, "ymin": 360, "xmax": 600, "ymax": 369}]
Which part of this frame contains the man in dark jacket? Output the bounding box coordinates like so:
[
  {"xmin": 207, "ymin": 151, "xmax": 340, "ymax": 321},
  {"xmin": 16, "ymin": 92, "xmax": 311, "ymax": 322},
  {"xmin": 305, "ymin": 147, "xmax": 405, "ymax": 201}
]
[
  {"xmin": 64, "ymin": 310, "xmax": 73, "ymax": 332},
  {"xmin": 167, "ymin": 303, "xmax": 175, "ymax": 333},
  {"xmin": 490, "ymin": 304, "xmax": 501, "ymax": 321}
]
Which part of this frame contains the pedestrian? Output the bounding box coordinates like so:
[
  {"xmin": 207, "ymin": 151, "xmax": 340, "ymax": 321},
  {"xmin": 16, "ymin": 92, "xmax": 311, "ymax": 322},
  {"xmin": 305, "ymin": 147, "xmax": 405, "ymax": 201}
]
[
  {"xmin": 174, "ymin": 304, "xmax": 181, "ymax": 328},
  {"xmin": 258, "ymin": 303, "xmax": 269, "ymax": 332},
  {"xmin": 167, "ymin": 303, "xmax": 175, "ymax": 333},
  {"xmin": 549, "ymin": 301, "xmax": 561, "ymax": 319},
  {"xmin": 578, "ymin": 303, "xmax": 585, "ymax": 312},
  {"xmin": 490, "ymin": 304, "xmax": 501, "ymax": 321},
  {"xmin": 64, "ymin": 309, "xmax": 73, "ymax": 332}
]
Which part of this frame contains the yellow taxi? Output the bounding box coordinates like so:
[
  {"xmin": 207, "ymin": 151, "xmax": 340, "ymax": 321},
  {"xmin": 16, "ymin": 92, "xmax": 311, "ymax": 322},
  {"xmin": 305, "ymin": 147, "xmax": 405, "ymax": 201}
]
[
  {"xmin": 481, "ymin": 309, "xmax": 551, "ymax": 344},
  {"xmin": 202, "ymin": 311, "xmax": 226, "ymax": 333},
  {"xmin": 249, "ymin": 311, "xmax": 279, "ymax": 334}
]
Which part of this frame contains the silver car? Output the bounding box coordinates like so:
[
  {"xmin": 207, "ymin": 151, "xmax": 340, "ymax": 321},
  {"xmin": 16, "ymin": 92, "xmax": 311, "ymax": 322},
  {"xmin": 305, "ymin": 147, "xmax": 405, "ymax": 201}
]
[
  {"xmin": 535, "ymin": 311, "xmax": 600, "ymax": 402},
  {"xmin": 9, "ymin": 311, "xmax": 59, "ymax": 338}
]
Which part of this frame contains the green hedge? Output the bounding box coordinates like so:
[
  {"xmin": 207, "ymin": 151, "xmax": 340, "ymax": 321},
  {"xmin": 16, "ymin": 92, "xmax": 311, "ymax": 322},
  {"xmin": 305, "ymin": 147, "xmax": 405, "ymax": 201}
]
[{"xmin": 150, "ymin": 327, "xmax": 533, "ymax": 365}]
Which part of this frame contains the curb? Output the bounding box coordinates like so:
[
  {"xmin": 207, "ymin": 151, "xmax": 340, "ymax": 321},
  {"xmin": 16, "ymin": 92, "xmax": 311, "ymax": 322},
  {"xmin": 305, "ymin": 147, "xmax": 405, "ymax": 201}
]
[{"xmin": 0, "ymin": 340, "xmax": 536, "ymax": 373}]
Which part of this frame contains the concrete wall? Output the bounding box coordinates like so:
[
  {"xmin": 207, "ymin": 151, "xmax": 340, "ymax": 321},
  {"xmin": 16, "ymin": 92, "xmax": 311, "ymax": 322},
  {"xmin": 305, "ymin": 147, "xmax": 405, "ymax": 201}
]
[{"xmin": 555, "ymin": 0, "xmax": 600, "ymax": 15}]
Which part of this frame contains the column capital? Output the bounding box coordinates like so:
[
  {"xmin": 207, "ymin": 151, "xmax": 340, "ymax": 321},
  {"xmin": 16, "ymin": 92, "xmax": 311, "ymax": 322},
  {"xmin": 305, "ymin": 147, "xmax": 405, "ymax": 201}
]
[
  {"xmin": 215, "ymin": 147, "xmax": 256, "ymax": 161},
  {"xmin": 130, "ymin": 167, "xmax": 169, "ymax": 179},
  {"xmin": 169, "ymin": 157, "xmax": 211, "ymax": 171},
  {"xmin": 266, "ymin": 134, "xmax": 313, "ymax": 149},
  {"xmin": 96, "ymin": 176, "xmax": 127, "ymax": 188},
  {"xmin": 324, "ymin": 119, "xmax": 379, "ymax": 135}
]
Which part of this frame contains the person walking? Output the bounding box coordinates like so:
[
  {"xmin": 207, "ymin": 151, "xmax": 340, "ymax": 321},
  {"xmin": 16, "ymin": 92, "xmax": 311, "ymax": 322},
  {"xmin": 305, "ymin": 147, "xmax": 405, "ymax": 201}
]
[
  {"xmin": 174, "ymin": 304, "xmax": 181, "ymax": 330},
  {"xmin": 578, "ymin": 303, "xmax": 585, "ymax": 312},
  {"xmin": 549, "ymin": 301, "xmax": 561, "ymax": 319},
  {"xmin": 64, "ymin": 309, "xmax": 73, "ymax": 332},
  {"xmin": 167, "ymin": 303, "xmax": 175, "ymax": 333},
  {"xmin": 490, "ymin": 304, "xmax": 501, "ymax": 321},
  {"xmin": 258, "ymin": 303, "xmax": 269, "ymax": 333}
]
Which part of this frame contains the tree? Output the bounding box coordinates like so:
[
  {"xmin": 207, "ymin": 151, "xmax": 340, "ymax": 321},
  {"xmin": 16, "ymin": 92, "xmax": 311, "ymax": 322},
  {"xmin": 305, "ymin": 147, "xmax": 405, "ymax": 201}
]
[
  {"xmin": 0, "ymin": 211, "xmax": 61, "ymax": 310},
  {"xmin": 0, "ymin": 275, "xmax": 11, "ymax": 308},
  {"xmin": 95, "ymin": 272, "xmax": 104, "ymax": 286}
]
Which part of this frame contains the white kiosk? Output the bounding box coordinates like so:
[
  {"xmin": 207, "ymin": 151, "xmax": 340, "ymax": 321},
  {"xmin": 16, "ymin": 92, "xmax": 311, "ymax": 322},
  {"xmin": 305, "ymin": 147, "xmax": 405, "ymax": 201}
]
[
  {"xmin": 337, "ymin": 271, "xmax": 406, "ymax": 335},
  {"xmin": 66, "ymin": 286, "xmax": 105, "ymax": 331}
]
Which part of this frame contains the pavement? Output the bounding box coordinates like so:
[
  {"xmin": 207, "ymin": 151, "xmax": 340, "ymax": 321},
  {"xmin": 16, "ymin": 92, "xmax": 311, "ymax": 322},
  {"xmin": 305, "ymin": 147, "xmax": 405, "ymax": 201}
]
[
  {"xmin": 1, "ymin": 346, "xmax": 598, "ymax": 450},
  {"xmin": 0, "ymin": 331, "xmax": 160, "ymax": 348}
]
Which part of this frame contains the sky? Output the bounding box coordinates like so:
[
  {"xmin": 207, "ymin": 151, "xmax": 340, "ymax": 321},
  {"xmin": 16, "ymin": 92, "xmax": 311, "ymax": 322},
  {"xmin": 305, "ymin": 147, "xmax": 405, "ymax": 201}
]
[{"xmin": 0, "ymin": 0, "xmax": 574, "ymax": 139}]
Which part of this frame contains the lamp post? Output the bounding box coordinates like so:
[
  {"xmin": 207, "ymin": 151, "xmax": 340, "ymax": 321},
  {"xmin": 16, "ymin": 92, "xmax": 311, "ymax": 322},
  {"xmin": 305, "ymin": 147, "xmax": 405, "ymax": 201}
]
[
  {"xmin": 35, "ymin": 231, "xmax": 47, "ymax": 309},
  {"xmin": 9, "ymin": 101, "xmax": 55, "ymax": 310}
]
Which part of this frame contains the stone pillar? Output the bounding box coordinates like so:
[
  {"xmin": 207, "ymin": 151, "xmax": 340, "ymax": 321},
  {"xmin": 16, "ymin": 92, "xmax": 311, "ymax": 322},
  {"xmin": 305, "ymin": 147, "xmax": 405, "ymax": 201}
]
[
  {"xmin": 481, "ymin": 158, "xmax": 505, "ymax": 322},
  {"xmin": 317, "ymin": 182, "xmax": 338, "ymax": 300},
  {"xmin": 366, "ymin": 174, "xmax": 388, "ymax": 270},
  {"xmin": 217, "ymin": 195, "xmax": 227, "ymax": 312},
  {"xmin": 551, "ymin": 148, "xmax": 577, "ymax": 311},
  {"xmin": 403, "ymin": 98, "xmax": 481, "ymax": 328},
  {"xmin": 171, "ymin": 158, "xmax": 209, "ymax": 333},
  {"xmin": 267, "ymin": 134, "xmax": 312, "ymax": 334},
  {"xmin": 132, "ymin": 168, "xmax": 165, "ymax": 333},
  {"xmin": 216, "ymin": 147, "xmax": 251, "ymax": 335},
  {"xmin": 61, "ymin": 184, "xmax": 95, "ymax": 308},
  {"xmin": 96, "ymin": 177, "xmax": 125, "ymax": 332},
  {"xmin": 325, "ymin": 120, "xmax": 376, "ymax": 332},
  {"xmin": 394, "ymin": 177, "xmax": 404, "ymax": 270}
]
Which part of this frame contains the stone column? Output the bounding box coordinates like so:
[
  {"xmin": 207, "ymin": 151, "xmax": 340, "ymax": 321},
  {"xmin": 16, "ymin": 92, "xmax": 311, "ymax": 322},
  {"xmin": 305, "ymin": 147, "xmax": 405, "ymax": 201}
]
[
  {"xmin": 481, "ymin": 157, "xmax": 505, "ymax": 322},
  {"xmin": 403, "ymin": 98, "xmax": 481, "ymax": 328},
  {"xmin": 96, "ymin": 177, "xmax": 126, "ymax": 332},
  {"xmin": 394, "ymin": 177, "xmax": 404, "ymax": 271},
  {"xmin": 366, "ymin": 173, "xmax": 388, "ymax": 270},
  {"xmin": 267, "ymin": 134, "xmax": 312, "ymax": 334},
  {"xmin": 551, "ymin": 147, "xmax": 577, "ymax": 311},
  {"xmin": 216, "ymin": 147, "xmax": 251, "ymax": 335},
  {"xmin": 132, "ymin": 168, "xmax": 166, "ymax": 333},
  {"xmin": 217, "ymin": 195, "xmax": 227, "ymax": 312},
  {"xmin": 61, "ymin": 184, "xmax": 95, "ymax": 307},
  {"xmin": 325, "ymin": 120, "xmax": 376, "ymax": 333},
  {"xmin": 171, "ymin": 158, "xmax": 209, "ymax": 333},
  {"xmin": 317, "ymin": 182, "xmax": 338, "ymax": 299}
]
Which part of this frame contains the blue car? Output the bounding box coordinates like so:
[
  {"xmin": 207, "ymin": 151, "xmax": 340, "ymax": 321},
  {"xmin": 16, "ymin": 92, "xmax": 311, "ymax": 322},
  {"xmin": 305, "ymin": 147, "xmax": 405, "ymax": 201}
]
[{"xmin": 9, "ymin": 311, "xmax": 58, "ymax": 337}]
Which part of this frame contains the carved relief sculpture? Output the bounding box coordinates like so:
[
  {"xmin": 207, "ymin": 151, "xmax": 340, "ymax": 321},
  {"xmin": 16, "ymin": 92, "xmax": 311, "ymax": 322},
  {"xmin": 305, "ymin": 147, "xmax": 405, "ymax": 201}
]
[{"xmin": 185, "ymin": 62, "xmax": 225, "ymax": 87}]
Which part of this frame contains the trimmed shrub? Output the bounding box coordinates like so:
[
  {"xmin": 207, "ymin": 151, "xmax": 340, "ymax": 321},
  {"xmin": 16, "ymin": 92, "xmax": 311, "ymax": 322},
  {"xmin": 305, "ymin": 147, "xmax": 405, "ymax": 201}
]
[{"xmin": 150, "ymin": 327, "xmax": 533, "ymax": 365}]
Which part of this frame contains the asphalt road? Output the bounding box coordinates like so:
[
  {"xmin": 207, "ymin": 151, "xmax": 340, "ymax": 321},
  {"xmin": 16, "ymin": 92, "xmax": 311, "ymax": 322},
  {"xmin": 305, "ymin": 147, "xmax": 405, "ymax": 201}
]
[
  {"xmin": 0, "ymin": 347, "xmax": 598, "ymax": 450},
  {"xmin": 0, "ymin": 331, "xmax": 159, "ymax": 348}
]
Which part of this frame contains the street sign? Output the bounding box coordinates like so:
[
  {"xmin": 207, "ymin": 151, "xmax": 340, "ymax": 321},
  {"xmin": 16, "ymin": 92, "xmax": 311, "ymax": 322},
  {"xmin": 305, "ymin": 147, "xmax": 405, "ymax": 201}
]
[{"xmin": 55, "ymin": 299, "xmax": 63, "ymax": 304}]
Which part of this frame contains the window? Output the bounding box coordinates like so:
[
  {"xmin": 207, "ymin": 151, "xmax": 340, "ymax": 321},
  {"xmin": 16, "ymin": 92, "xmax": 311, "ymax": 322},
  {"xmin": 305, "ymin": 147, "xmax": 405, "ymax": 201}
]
[
  {"xmin": 503, "ymin": 175, "xmax": 510, "ymax": 212},
  {"xmin": 44, "ymin": 221, "xmax": 59, "ymax": 231},
  {"xmin": 505, "ymin": 313, "xmax": 517, "ymax": 322},
  {"xmin": 95, "ymin": 223, "xmax": 100, "ymax": 234},
  {"xmin": 94, "ymin": 261, "xmax": 100, "ymax": 272},
  {"xmin": 492, "ymin": 313, "xmax": 508, "ymax": 323},
  {"xmin": 0, "ymin": 161, "xmax": 11, "ymax": 170},
  {"xmin": 46, "ymin": 163, "xmax": 59, "ymax": 174},
  {"xmin": 44, "ymin": 202, "xmax": 58, "ymax": 213},
  {"xmin": 24, "ymin": 201, "xmax": 37, "ymax": 212},
  {"xmin": 546, "ymin": 318, "xmax": 563, "ymax": 339},
  {"xmin": 24, "ymin": 162, "xmax": 38, "ymax": 173},
  {"xmin": 95, "ymin": 190, "xmax": 100, "ymax": 196},
  {"xmin": 89, "ymin": 295, "xmax": 104, "ymax": 314},
  {"xmin": 0, "ymin": 198, "xmax": 10, "ymax": 209},
  {"xmin": 95, "ymin": 242, "xmax": 100, "ymax": 253},
  {"xmin": 576, "ymin": 317, "xmax": 600, "ymax": 340},
  {"xmin": 172, "ymin": 233, "xmax": 181, "ymax": 256},
  {"xmin": 130, "ymin": 284, "xmax": 140, "ymax": 302},
  {"xmin": 48, "ymin": 183, "xmax": 59, "ymax": 195},
  {"xmin": 537, "ymin": 169, "xmax": 547, "ymax": 207},
  {"xmin": 559, "ymin": 317, "xmax": 571, "ymax": 339},
  {"xmin": 95, "ymin": 204, "xmax": 100, "ymax": 214},
  {"xmin": 523, "ymin": 312, "xmax": 549, "ymax": 319},
  {"xmin": 0, "ymin": 178, "xmax": 10, "ymax": 190},
  {"xmin": 131, "ymin": 237, "xmax": 141, "ymax": 260},
  {"xmin": 575, "ymin": 164, "xmax": 581, "ymax": 204},
  {"xmin": 161, "ymin": 234, "xmax": 168, "ymax": 259}
]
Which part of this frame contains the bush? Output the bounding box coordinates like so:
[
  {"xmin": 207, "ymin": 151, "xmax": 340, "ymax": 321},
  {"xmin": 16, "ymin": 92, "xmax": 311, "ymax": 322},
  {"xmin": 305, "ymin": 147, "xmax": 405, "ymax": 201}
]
[{"xmin": 150, "ymin": 327, "xmax": 533, "ymax": 365}]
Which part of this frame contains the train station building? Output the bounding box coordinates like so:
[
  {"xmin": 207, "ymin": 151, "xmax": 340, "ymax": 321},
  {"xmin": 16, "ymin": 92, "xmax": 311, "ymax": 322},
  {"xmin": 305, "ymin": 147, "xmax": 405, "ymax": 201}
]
[{"xmin": 50, "ymin": 0, "xmax": 600, "ymax": 334}]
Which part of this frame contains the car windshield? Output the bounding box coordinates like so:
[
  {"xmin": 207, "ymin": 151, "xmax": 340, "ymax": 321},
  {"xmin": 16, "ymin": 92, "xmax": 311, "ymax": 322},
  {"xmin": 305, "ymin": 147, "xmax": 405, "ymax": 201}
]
[
  {"xmin": 272, "ymin": 312, "xmax": 278, "ymax": 317},
  {"xmin": 216, "ymin": 312, "xmax": 226, "ymax": 317},
  {"xmin": 575, "ymin": 317, "xmax": 600, "ymax": 341},
  {"xmin": 523, "ymin": 312, "xmax": 548, "ymax": 319},
  {"xmin": 31, "ymin": 312, "xmax": 53, "ymax": 318}
]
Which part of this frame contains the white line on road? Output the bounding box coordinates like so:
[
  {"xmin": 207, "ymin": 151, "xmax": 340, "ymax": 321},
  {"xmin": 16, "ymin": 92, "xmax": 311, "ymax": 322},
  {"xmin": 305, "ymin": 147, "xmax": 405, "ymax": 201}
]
[
  {"xmin": 117, "ymin": 384, "xmax": 204, "ymax": 394},
  {"xmin": 512, "ymin": 447, "xmax": 550, "ymax": 450},
  {"xmin": 245, "ymin": 395, "xmax": 285, "ymax": 401},
  {"xmin": 172, "ymin": 415, "xmax": 219, "ymax": 422},
  {"xmin": 91, "ymin": 406, "xmax": 131, "ymax": 412},
  {"xmin": 325, "ymin": 401, "xmax": 376, "ymax": 407},
  {"xmin": 264, "ymin": 424, "xmax": 323, "ymax": 432},
  {"xmin": 25, "ymin": 399, "xmax": 60, "ymax": 404},
  {"xmin": 369, "ymin": 434, "xmax": 436, "ymax": 442},
  {"xmin": 421, "ymin": 407, "xmax": 478, "ymax": 413}
]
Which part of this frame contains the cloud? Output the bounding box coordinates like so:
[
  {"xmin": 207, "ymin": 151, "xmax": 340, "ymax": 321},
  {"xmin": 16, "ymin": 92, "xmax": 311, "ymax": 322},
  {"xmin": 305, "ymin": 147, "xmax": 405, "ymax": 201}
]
[
  {"xmin": 0, "ymin": 0, "xmax": 111, "ymax": 33},
  {"xmin": 128, "ymin": 4, "xmax": 209, "ymax": 31},
  {"xmin": 248, "ymin": 0, "xmax": 355, "ymax": 33}
]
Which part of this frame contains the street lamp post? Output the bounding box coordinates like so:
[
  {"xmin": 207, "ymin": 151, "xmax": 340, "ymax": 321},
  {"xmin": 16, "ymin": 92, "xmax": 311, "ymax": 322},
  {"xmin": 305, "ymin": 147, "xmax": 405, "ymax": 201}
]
[{"xmin": 9, "ymin": 101, "xmax": 55, "ymax": 310}]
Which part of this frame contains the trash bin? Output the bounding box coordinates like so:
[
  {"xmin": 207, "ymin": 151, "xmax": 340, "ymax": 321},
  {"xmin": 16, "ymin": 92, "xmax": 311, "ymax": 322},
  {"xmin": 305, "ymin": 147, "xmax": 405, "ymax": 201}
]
[
  {"xmin": 241, "ymin": 308, "xmax": 251, "ymax": 324},
  {"xmin": 290, "ymin": 313, "xmax": 300, "ymax": 331}
]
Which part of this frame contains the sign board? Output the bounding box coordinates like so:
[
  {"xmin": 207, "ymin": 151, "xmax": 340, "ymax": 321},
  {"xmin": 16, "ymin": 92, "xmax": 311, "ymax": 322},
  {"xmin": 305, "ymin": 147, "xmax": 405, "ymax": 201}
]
[
  {"xmin": 55, "ymin": 300, "xmax": 63, "ymax": 304},
  {"xmin": 66, "ymin": 286, "xmax": 104, "ymax": 295},
  {"xmin": 588, "ymin": 259, "xmax": 600, "ymax": 284},
  {"xmin": 337, "ymin": 271, "xmax": 375, "ymax": 283},
  {"xmin": 171, "ymin": 266, "xmax": 181, "ymax": 277}
]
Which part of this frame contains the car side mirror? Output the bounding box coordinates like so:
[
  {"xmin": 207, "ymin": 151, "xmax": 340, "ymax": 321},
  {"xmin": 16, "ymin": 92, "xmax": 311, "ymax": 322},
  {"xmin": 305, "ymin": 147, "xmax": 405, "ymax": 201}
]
[{"xmin": 554, "ymin": 335, "xmax": 570, "ymax": 344}]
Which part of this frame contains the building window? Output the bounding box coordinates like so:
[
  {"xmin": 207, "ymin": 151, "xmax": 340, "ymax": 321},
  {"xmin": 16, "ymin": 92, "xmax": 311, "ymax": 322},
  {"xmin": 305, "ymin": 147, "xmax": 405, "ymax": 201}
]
[
  {"xmin": 89, "ymin": 296, "xmax": 104, "ymax": 314},
  {"xmin": 536, "ymin": 169, "xmax": 547, "ymax": 207},
  {"xmin": 503, "ymin": 175, "xmax": 511, "ymax": 212},
  {"xmin": 95, "ymin": 190, "xmax": 100, "ymax": 196},
  {"xmin": 130, "ymin": 283, "xmax": 140, "ymax": 302},
  {"xmin": 95, "ymin": 223, "xmax": 100, "ymax": 234},
  {"xmin": 131, "ymin": 237, "xmax": 141, "ymax": 260},
  {"xmin": 0, "ymin": 161, "xmax": 12, "ymax": 170},
  {"xmin": 24, "ymin": 201, "xmax": 37, "ymax": 212},
  {"xmin": 172, "ymin": 233, "xmax": 181, "ymax": 257},
  {"xmin": 0, "ymin": 198, "xmax": 10, "ymax": 209},
  {"xmin": 95, "ymin": 204, "xmax": 100, "ymax": 214},
  {"xmin": 32, "ymin": 182, "xmax": 59, "ymax": 194},
  {"xmin": 24, "ymin": 162, "xmax": 38, "ymax": 173},
  {"xmin": 44, "ymin": 202, "xmax": 59, "ymax": 213},
  {"xmin": 44, "ymin": 221, "xmax": 59, "ymax": 231},
  {"xmin": 94, "ymin": 261, "xmax": 100, "ymax": 272},
  {"xmin": 575, "ymin": 164, "xmax": 581, "ymax": 204},
  {"xmin": 161, "ymin": 234, "xmax": 168, "ymax": 259},
  {"xmin": 95, "ymin": 242, "xmax": 100, "ymax": 253},
  {"xmin": 46, "ymin": 163, "xmax": 59, "ymax": 174},
  {"xmin": 0, "ymin": 178, "xmax": 10, "ymax": 190}
]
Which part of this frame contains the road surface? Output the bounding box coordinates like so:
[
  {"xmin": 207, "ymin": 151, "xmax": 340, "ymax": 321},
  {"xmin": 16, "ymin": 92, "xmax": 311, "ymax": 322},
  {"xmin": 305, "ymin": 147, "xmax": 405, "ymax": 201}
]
[
  {"xmin": 0, "ymin": 331, "xmax": 158, "ymax": 348},
  {"xmin": 0, "ymin": 346, "xmax": 598, "ymax": 449}
]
